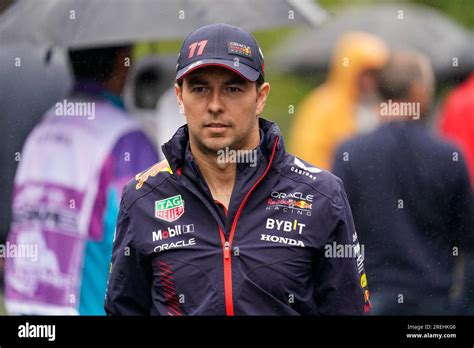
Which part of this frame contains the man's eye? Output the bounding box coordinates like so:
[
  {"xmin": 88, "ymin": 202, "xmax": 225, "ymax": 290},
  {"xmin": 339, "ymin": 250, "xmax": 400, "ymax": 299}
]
[
  {"xmin": 192, "ymin": 86, "xmax": 207, "ymax": 93},
  {"xmin": 226, "ymin": 87, "xmax": 242, "ymax": 93}
]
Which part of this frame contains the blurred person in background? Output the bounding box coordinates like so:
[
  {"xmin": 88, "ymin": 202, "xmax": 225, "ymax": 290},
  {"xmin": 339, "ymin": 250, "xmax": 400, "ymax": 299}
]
[
  {"xmin": 131, "ymin": 66, "xmax": 163, "ymax": 144},
  {"xmin": 0, "ymin": 47, "xmax": 72, "ymax": 292},
  {"xmin": 332, "ymin": 51, "xmax": 474, "ymax": 315},
  {"xmin": 289, "ymin": 31, "xmax": 389, "ymax": 170},
  {"xmin": 154, "ymin": 86, "xmax": 187, "ymax": 158},
  {"xmin": 438, "ymin": 72, "xmax": 474, "ymax": 186},
  {"xmin": 124, "ymin": 57, "xmax": 185, "ymax": 158},
  {"xmin": 5, "ymin": 46, "xmax": 158, "ymax": 315},
  {"xmin": 438, "ymin": 72, "xmax": 474, "ymax": 314}
]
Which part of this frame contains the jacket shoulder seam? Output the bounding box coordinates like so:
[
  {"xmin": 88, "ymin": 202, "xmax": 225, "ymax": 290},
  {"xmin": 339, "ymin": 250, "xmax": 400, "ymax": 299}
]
[{"xmin": 125, "ymin": 174, "xmax": 175, "ymax": 211}]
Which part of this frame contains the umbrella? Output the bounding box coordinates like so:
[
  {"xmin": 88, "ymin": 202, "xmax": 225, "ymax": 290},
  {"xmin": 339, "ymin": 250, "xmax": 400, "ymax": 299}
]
[
  {"xmin": 0, "ymin": 0, "xmax": 328, "ymax": 49},
  {"xmin": 273, "ymin": 3, "xmax": 474, "ymax": 79}
]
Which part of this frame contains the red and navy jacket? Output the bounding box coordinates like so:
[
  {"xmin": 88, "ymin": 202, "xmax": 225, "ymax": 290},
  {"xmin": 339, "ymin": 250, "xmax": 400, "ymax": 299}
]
[{"xmin": 105, "ymin": 118, "xmax": 371, "ymax": 315}]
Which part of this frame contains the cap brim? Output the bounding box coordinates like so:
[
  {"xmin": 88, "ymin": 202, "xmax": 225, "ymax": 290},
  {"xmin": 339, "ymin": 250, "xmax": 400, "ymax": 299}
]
[{"xmin": 176, "ymin": 59, "xmax": 260, "ymax": 82}]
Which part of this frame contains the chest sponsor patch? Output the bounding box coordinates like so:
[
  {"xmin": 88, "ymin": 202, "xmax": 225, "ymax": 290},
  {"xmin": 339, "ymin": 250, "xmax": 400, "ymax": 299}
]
[
  {"xmin": 155, "ymin": 194, "xmax": 185, "ymax": 222},
  {"xmin": 260, "ymin": 234, "xmax": 305, "ymax": 248},
  {"xmin": 154, "ymin": 238, "xmax": 196, "ymax": 253},
  {"xmin": 291, "ymin": 158, "xmax": 322, "ymax": 180},
  {"xmin": 152, "ymin": 224, "xmax": 194, "ymax": 241},
  {"xmin": 266, "ymin": 191, "xmax": 313, "ymax": 216}
]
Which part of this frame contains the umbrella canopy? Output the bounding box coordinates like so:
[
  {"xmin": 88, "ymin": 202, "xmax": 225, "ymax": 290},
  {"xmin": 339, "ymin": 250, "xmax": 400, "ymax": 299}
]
[
  {"xmin": 273, "ymin": 3, "xmax": 474, "ymax": 79},
  {"xmin": 0, "ymin": 0, "xmax": 328, "ymax": 49}
]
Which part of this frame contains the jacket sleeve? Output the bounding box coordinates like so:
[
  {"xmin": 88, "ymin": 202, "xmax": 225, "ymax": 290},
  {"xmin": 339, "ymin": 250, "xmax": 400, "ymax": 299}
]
[
  {"xmin": 313, "ymin": 180, "xmax": 371, "ymax": 315},
  {"xmin": 104, "ymin": 193, "xmax": 152, "ymax": 315}
]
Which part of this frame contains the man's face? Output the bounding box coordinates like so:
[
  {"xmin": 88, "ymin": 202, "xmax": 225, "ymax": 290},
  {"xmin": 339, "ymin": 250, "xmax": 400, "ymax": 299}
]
[{"xmin": 175, "ymin": 66, "xmax": 269, "ymax": 155}]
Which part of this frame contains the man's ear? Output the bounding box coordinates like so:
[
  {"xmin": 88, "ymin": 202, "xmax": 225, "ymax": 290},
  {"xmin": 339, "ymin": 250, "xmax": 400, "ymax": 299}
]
[
  {"xmin": 256, "ymin": 82, "xmax": 270, "ymax": 116},
  {"xmin": 175, "ymin": 82, "xmax": 183, "ymax": 102},
  {"xmin": 175, "ymin": 82, "xmax": 185, "ymax": 115}
]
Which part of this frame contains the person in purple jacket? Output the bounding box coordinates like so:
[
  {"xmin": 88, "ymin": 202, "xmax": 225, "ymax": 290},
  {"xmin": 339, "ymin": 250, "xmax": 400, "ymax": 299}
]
[
  {"xmin": 5, "ymin": 46, "xmax": 158, "ymax": 315},
  {"xmin": 105, "ymin": 24, "xmax": 370, "ymax": 315}
]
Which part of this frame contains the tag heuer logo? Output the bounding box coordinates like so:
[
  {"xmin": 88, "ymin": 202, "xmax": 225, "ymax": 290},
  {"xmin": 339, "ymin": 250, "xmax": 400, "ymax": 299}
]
[{"xmin": 155, "ymin": 195, "xmax": 185, "ymax": 222}]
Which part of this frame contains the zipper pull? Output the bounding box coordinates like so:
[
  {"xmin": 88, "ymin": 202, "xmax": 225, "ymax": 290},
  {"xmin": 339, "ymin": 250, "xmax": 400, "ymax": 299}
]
[{"xmin": 224, "ymin": 241, "xmax": 230, "ymax": 259}]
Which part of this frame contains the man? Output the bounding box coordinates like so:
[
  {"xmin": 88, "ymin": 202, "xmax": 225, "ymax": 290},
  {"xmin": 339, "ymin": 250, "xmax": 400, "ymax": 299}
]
[
  {"xmin": 438, "ymin": 72, "xmax": 474, "ymax": 186},
  {"xmin": 332, "ymin": 52, "xmax": 474, "ymax": 315},
  {"xmin": 0, "ymin": 46, "xmax": 72, "ymax": 291},
  {"xmin": 5, "ymin": 46, "xmax": 158, "ymax": 315},
  {"xmin": 438, "ymin": 72, "xmax": 474, "ymax": 313},
  {"xmin": 105, "ymin": 24, "xmax": 370, "ymax": 315},
  {"xmin": 289, "ymin": 32, "xmax": 388, "ymax": 170}
]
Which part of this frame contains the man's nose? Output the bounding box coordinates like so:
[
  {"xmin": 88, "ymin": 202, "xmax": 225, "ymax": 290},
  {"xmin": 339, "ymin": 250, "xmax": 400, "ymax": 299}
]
[{"xmin": 208, "ymin": 89, "xmax": 224, "ymax": 115}]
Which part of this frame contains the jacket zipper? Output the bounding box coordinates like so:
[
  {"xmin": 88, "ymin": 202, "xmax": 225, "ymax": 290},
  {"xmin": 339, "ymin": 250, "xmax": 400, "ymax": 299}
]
[
  {"xmin": 217, "ymin": 137, "xmax": 279, "ymax": 316},
  {"xmin": 219, "ymin": 228, "xmax": 234, "ymax": 315}
]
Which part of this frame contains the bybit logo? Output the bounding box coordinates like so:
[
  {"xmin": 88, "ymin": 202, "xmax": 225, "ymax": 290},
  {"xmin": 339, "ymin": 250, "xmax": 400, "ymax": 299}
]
[{"xmin": 265, "ymin": 218, "xmax": 306, "ymax": 235}]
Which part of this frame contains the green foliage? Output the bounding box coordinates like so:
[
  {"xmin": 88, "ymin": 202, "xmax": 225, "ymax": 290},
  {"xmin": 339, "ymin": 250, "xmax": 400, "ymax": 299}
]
[
  {"xmin": 318, "ymin": 0, "xmax": 474, "ymax": 28},
  {"xmin": 410, "ymin": 0, "xmax": 474, "ymax": 28}
]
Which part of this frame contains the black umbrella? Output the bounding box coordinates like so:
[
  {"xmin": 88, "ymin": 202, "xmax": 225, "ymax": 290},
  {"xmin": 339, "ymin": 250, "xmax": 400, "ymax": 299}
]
[{"xmin": 0, "ymin": 0, "xmax": 328, "ymax": 49}]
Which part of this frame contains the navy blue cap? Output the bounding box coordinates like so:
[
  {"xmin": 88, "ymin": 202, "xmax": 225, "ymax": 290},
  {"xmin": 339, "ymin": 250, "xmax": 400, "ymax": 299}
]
[{"xmin": 176, "ymin": 23, "xmax": 264, "ymax": 82}]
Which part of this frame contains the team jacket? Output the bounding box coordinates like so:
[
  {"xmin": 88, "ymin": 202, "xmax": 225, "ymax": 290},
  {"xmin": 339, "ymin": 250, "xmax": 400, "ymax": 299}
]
[{"xmin": 105, "ymin": 118, "xmax": 371, "ymax": 315}]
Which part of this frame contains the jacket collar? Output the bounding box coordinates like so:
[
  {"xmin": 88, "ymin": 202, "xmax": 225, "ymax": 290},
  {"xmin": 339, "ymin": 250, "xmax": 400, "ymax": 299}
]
[{"xmin": 161, "ymin": 117, "xmax": 286, "ymax": 175}]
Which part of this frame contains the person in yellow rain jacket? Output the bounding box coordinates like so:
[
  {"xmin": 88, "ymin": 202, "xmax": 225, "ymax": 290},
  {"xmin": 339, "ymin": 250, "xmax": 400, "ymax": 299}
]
[{"xmin": 289, "ymin": 32, "xmax": 389, "ymax": 169}]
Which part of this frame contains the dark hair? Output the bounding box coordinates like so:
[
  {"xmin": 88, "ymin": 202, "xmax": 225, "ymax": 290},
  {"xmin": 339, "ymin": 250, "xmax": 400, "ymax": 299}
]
[
  {"xmin": 255, "ymin": 75, "xmax": 265, "ymax": 90},
  {"xmin": 68, "ymin": 46, "xmax": 128, "ymax": 83}
]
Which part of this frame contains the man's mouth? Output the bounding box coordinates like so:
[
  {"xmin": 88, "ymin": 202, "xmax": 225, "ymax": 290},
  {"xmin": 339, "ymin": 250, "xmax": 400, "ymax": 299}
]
[
  {"xmin": 205, "ymin": 123, "xmax": 229, "ymax": 127},
  {"xmin": 204, "ymin": 123, "xmax": 231, "ymax": 132}
]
